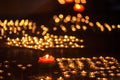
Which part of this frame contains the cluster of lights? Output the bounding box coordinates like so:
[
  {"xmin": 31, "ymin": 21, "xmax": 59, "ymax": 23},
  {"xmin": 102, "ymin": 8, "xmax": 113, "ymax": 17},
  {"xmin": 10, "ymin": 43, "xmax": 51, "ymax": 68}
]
[
  {"xmin": 56, "ymin": 56, "xmax": 120, "ymax": 79},
  {"xmin": 30, "ymin": 75, "xmax": 53, "ymax": 80},
  {"xmin": 6, "ymin": 33, "xmax": 84, "ymax": 50},
  {"xmin": 58, "ymin": 0, "xmax": 86, "ymax": 4},
  {"xmin": 0, "ymin": 20, "xmax": 48, "ymax": 40},
  {"xmin": 0, "ymin": 19, "xmax": 35, "ymax": 39},
  {"xmin": 57, "ymin": 0, "xmax": 86, "ymax": 12},
  {"xmin": 0, "ymin": 60, "xmax": 52, "ymax": 80},
  {"xmin": 52, "ymin": 13, "xmax": 120, "ymax": 32},
  {"xmin": 53, "ymin": 13, "xmax": 91, "ymax": 32},
  {"xmin": 96, "ymin": 22, "xmax": 120, "ymax": 32},
  {"xmin": 0, "ymin": 60, "xmax": 13, "ymax": 80}
]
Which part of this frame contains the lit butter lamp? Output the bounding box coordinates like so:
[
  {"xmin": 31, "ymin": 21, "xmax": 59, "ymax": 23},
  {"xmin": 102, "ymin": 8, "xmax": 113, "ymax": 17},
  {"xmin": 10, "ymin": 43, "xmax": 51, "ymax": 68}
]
[{"xmin": 38, "ymin": 54, "xmax": 56, "ymax": 68}]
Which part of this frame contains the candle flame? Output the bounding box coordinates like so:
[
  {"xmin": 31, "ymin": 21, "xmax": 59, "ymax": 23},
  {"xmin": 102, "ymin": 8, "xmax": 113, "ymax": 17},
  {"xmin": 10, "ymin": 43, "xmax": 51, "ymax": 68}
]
[{"xmin": 45, "ymin": 54, "xmax": 49, "ymax": 59}]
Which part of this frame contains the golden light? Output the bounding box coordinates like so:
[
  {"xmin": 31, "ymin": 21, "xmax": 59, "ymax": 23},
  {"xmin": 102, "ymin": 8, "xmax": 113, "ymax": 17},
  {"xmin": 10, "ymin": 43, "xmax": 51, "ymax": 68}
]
[
  {"xmin": 81, "ymin": 0, "xmax": 86, "ymax": 4},
  {"xmin": 71, "ymin": 25, "xmax": 76, "ymax": 31},
  {"xmin": 117, "ymin": 24, "xmax": 120, "ymax": 28},
  {"xmin": 59, "ymin": 14, "xmax": 64, "ymax": 19},
  {"xmin": 15, "ymin": 20, "xmax": 19, "ymax": 27},
  {"xmin": 75, "ymin": 0, "xmax": 81, "ymax": 3},
  {"xmin": 82, "ymin": 26, "xmax": 87, "ymax": 30},
  {"xmin": 104, "ymin": 23, "xmax": 112, "ymax": 31},
  {"xmin": 73, "ymin": 4, "xmax": 85, "ymax": 12},
  {"xmin": 111, "ymin": 25, "xmax": 116, "ymax": 29},
  {"xmin": 57, "ymin": 0, "xmax": 66, "ymax": 4},
  {"xmin": 76, "ymin": 24, "xmax": 81, "ymax": 29},
  {"xmin": 81, "ymin": 18, "xmax": 85, "ymax": 22},
  {"xmin": 77, "ymin": 13, "xmax": 82, "ymax": 18},
  {"xmin": 85, "ymin": 16, "xmax": 89, "ymax": 20},
  {"xmin": 65, "ymin": 15, "xmax": 71, "ymax": 23},
  {"xmin": 60, "ymin": 25, "xmax": 67, "ymax": 32},
  {"xmin": 5, "ymin": 34, "xmax": 85, "ymax": 50},
  {"xmin": 71, "ymin": 16, "xmax": 77, "ymax": 22},
  {"xmin": 96, "ymin": 22, "xmax": 104, "ymax": 31},
  {"xmin": 55, "ymin": 18, "xmax": 60, "ymax": 23},
  {"xmin": 89, "ymin": 22, "xmax": 94, "ymax": 27}
]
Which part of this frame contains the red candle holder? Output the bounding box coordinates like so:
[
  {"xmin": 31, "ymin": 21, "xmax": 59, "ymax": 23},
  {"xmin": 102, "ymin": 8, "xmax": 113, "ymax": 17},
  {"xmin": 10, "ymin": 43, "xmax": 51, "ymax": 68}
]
[
  {"xmin": 38, "ymin": 54, "xmax": 56, "ymax": 68},
  {"xmin": 38, "ymin": 54, "xmax": 55, "ymax": 64}
]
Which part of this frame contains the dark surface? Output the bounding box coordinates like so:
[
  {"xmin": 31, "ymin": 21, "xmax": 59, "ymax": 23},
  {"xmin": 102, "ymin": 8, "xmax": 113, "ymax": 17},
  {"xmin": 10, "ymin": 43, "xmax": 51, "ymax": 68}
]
[
  {"xmin": 0, "ymin": 0, "xmax": 120, "ymax": 79},
  {"xmin": 0, "ymin": 52, "xmax": 120, "ymax": 80}
]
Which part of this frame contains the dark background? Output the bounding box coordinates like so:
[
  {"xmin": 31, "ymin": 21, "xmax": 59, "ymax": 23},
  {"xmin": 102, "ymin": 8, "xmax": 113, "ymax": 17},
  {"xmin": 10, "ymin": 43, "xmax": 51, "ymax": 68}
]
[
  {"xmin": 0, "ymin": 0, "xmax": 120, "ymax": 23},
  {"xmin": 0, "ymin": 0, "xmax": 120, "ymax": 59}
]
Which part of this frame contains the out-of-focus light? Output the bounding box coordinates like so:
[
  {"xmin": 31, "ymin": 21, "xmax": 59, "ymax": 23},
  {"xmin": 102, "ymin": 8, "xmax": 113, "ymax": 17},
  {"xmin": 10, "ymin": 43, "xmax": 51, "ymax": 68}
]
[
  {"xmin": 111, "ymin": 25, "xmax": 116, "ymax": 29},
  {"xmin": 53, "ymin": 27, "xmax": 58, "ymax": 31},
  {"xmin": 71, "ymin": 16, "xmax": 77, "ymax": 22},
  {"xmin": 71, "ymin": 25, "xmax": 76, "ymax": 31},
  {"xmin": 81, "ymin": 0, "xmax": 86, "ymax": 4},
  {"xmin": 104, "ymin": 23, "xmax": 112, "ymax": 31},
  {"xmin": 85, "ymin": 16, "xmax": 89, "ymax": 20},
  {"xmin": 76, "ymin": 24, "xmax": 81, "ymax": 29},
  {"xmin": 65, "ymin": 0, "xmax": 74, "ymax": 3},
  {"xmin": 60, "ymin": 25, "xmax": 67, "ymax": 32},
  {"xmin": 96, "ymin": 22, "xmax": 104, "ymax": 32},
  {"xmin": 59, "ymin": 14, "xmax": 64, "ymax": 19},
  {"xmin": 55, "ymin": 18, "xmax": 60, "ymax": 23},
  {"xmin": 73, "ymin": 4, "xmax": 85, "ymax": 12},
  {"xmin": 58, "ymin": 0, "xmax": 66, "ymax": 4},
  {"xmin": 75, "ymin": 0, "xmax": 81, "ymax": 3},
  {"xmin": 117, "ymin": 24, "xmax": 120, "ymax": 28},
  {"xmin": 77, "ymin": 13, "xmax": 82, "ymax": 18},
  {"xmin": 65, "ymin": 15, "xmax": 71, "ymax": 23},
  {"xmin": 82, "ymin": 26, "xmax": 87, "ymax": 30},
  {"xmin": 89, "ymin": 22, "xmax": 94, "ymax": 27}
]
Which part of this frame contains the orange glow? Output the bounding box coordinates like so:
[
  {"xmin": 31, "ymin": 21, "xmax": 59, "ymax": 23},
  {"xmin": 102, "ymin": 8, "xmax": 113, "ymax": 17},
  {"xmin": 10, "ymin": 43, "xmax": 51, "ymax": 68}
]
[
  {"xmin": 73, "ymin": 4, "xmax": 85, "ymax": 12},
  {"xmin": 65, "ymin": 0, "xmax": 74, "ymax": 3}
]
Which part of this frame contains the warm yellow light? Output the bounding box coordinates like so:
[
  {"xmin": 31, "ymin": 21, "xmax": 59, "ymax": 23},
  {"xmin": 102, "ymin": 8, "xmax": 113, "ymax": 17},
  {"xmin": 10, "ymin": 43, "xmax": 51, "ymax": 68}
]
[
  {"xmin": 77, "ymin": 13, "xmax": 82, "ymax": 18},
  {"xmin": 1, "ymin": 28, "xmax": 4, "ymax": 36},
  {"xmin": 104, "ymin": 23, "xmax": 112, "ymax": 31},
  {"xmin": 96, "ymin": 22, "xmax": 104, "ymax": 31},
  {"xmin": 75, "ymin": 0, "xmax": 80, "ymax": 3},
  {"xmin": 71, "ymin": 25, "xmax": 76, "ymax": 31},
  {"xmin": 81, "ymin": 0, "xmax": 86, "ymax": 3},
  {"xmin": 82, "ymin": 26, "xmax": 87, "ymax": 30},
  {"xmin": 59, "ymin": 14, "xmax": 64, "ymax": 19},
  {"xmin": 81, "ymin": 18, "xmax": 85, "ymax": 22},
  {"xmin": 15, "ymin": 20, "xmax": 19, "ymax": 27},
  {"xmin": 55, "ymin": 18, "xmax": 60, "ymax": 23},
  {"xmin": 19, "ymin": 19, "xmax": 24, "ymax": 26},
  {"xmin": 9, "ymin": 20, "xmax": 14, "ymax": 26},
  {"xmin": 58, "ymin": 0, "xmax": 65, "ymax": 4},
  {"xmin": 75, "ymin": 3, "xmax": 81, "ymax": 9},
  {"xmin": 60, "ymin": 25, "xmax": 67, "ymax": 32},
  {"xmin": 24, "ymin": 19, "xmax": 29, "ymax": 26},
  {"xmin": 3, "ymin": 20, "xmax": 7, "ymax": 25},
  {"xmin": 85, "ymin": 20, "xmax": 89, "ymax": 24},
  {"xmin": 76, "ymin": 24, "xmax": 81, "ymax": 29},
  {"xmin": 111, "ymin": 25, "xmax": 116, "ymax": 29},
  {"xmin": 85, "ymin": 16, "xmax": 89, "ymax": 20},
  {"xmin": 65, "ymin": 15, "xmax": 71, "ymax": 22},
  {"xmin": 117, "ymin": 24, "xmax": 120, "ymax": 28},
  {"xmin": 71, "ymin": 16, "xmax": 77, "ymax": 22},
  {"xmin": 89, "ymin": 22, "xmax": 94, "ymax": 27}
]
